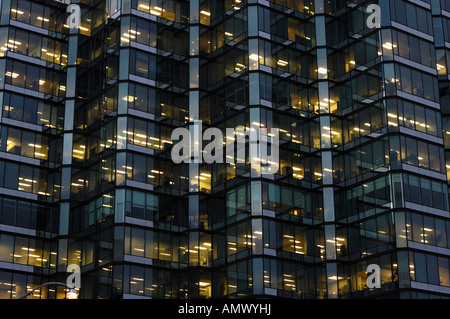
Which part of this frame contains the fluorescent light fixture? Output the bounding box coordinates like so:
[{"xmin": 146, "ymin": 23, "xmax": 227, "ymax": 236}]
[
  {"xmin": 318, "ymin": 67, "xmax": 328, "ymax": 74},
  {"xmin": 138, "ymin": 4, "xmax": 150, "ymax": 10},
  {"xmin": 249, "ymin": 54, "xmax": 262, "ymax": 61},
  {"xmin": 150, "ymin": 10, "xmax": 161, "ymax": 15},
  {"xmin": 122, "ymin": 95, "xmax": 136, "ymax": 102},
  {"xmin": 6, "ymin": 72, "xmax": 19, "ymax": 78},
  {"xmin": 382, "ymin": 42, "xmax": 397, "ymax": 50}
]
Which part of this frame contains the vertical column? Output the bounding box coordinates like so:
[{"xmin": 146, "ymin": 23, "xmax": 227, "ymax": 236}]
[
  {"xmin": 247, "ymin": 4, "xmax": 267, "ymax": 296},
  {"xmin": 188, "ymin": 2, "xmax": 201, "ymax": 281},
  {"xmin": 314, "ymin": 0, "xmax": 337, "ymax": 299},
  {"xmin": 115, "ymin": 105, "xmax": 127, "ymax": 224},
  {"xmin": 430, "ymin": 2, "xmax": 450, "ymax": 298},
  {"xmin": 0, "ymin": 4, "xmax": 5, "ymax": 119},
  {"xmin": 0, "ymin": 56, "xmax": 4, "ymax": 124},
  {"xmin": 58, "ymin": 27, "xmax": 78, "ymax": 272},
  {"xmin": 0, "ymin": 0, "xmax": 10, "ymax": 25},
  {"xmin": 188, "ymin": 0, "xmax": 200, "ymax": 227},
  {"xmin": 115, "ymin": 30, "xmax": 130, "ymax": 222},
  {"xmin": 187, "ymin": 0, "xmax": 208, "ymax": 297}
]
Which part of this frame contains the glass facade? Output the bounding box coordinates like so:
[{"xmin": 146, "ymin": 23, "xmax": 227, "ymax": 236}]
[{"xmin": 0, "ymin": 0, "xmax": 449, "ymax": 299}]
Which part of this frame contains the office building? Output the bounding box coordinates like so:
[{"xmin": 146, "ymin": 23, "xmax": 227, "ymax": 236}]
[{"xmin": 0, "ymin": 0, "xmax": 449, "ymax": 299}]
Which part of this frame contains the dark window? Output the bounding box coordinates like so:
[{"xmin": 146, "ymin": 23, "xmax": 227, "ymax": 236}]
[
  {"xmin": 2, "ymin": 198, "xmax": 16, "ymax": 225},
  {"xmin": 409, "ymin": 37, "xmax": 420, "ymax": 63},
  {"xmin": 414, "ymin": 252, "xmax": 427, "ymax": 282},
  {"xmin": 16, "ymin": 200, "xmax": 31, "ymax": 228},
  {"xmin": 427, "ymin": 254, "xmax": 439, "ymax": 285},
  {"xmin": 4, "ymin": 162, "xmax": 18, "ymax": 189},
  {"xmin": 408, "ymin": 175, "xmax": 421, "ymax": 204},
  {"xmin": 23, "ymin": 97, "xmax": 37, "ymax": 124},
  {"xmin": 400, "ymin": 66, "xmax": 412, "ymax": 94},
  {"xmin": 406, "ymin": 4, "xmax": 418, "ymax": 30}
]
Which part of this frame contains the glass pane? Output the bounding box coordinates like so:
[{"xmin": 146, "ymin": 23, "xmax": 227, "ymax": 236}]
[
  {"xmin": 436, "ymin": 219, "xmax": 447, "ymax": 247},
  {"xmin": 429, "ymin": 144, "xmax": 440, "ymax": 172},
  {"xmin": 132, "ymin": 191, "xmax": 145, "ymax": 219},
  {"xmin": 400, "ymin": 66, "xmax": 412, "ymax": 94},
  {"xmin": 426, "ymin": 108, "xmax": 438, "ymax": 136},
  {"xmin": 405, "ymin": 138, "xmax": 418, "ymax": 166},
  {"xmin": 411, "ymin": 70, "xmax": 423, "ymax": 97},
  {"xmin": 438, "ymin": 257, "xmax": 450, "ymax": 287},
  {"xmin": 419, "ymin": 40, "xmax": 432, "ymax": 67},
  {"xmin": 423, "ymin": 215, "xmax": 436, "ymax": 246},
  {"xmin": 406, "ymin": 4, "xmax": 417, "ymax": 30},
  {"xmin": 417, "ymin": 141, "xmax": 428, "ymax": 168},
  {"xmin": 415, "ymin": 106, "xmax": 426, "ymax": 133},
  {"xmin": 412, "ymin": 213, "xmax": 423, "ymax": 243},
  {"xmin": 409, "ymin": 36, "xmax": 420, "ymax": 63},
  {"xmin": 4, "ymin": 162, "xmax": 18, "ymax": 189},
  {"xmin": 397, "ymin": 32, "xmax": 409, "ymax": 58},
  {"xmin": 131, "ymin": 228, "xmax": 145, "ymax": 256},
  {"xmin": 414, "ymin": 252, "xmax": 427, "ymax": 283},
  {"xmin": 420, "ymin": 178, "xmax": 432, "ymax": 207},
  {"xmin": 427, "ymin": 254, "xmax": 439, "ymax": 285},
  {"xmin": 0, "ymin": 234, "xmax": 14, "ymax": 262}
]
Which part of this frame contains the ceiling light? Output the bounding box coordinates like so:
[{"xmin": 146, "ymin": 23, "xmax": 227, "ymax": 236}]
[{"xmin": 318, "ymin": 67, "xmax": 328, "ymax": 74}]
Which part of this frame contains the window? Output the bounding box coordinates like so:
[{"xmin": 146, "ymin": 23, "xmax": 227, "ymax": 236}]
[
  {"xmin": 2, "ymin": 198, "xmax": 15, "ymax": 225},
  {"xmin": 405, "ymin": 137, "xmax": 418, "ymax": 166},
  {"xmin": 403, "ymin": 174, "xmax": 449, "ymax": 210},
  {"xmin": 10, "ymin": 0, "xmax": 66, "ymax": 33},
  {"xmin": 406, "ymin": 4, "xmax": 418, "ymax": 30},
  {"xmin": 387, "ymin": 99, "xmax": 442, "ymax": 137},
  {"xmin": 439, "ymin": 257, "xmax": 450, "ymax": 287},
  {"xmin": 429, "ymin": 144, "xmax": 442, "ymax": 172},
  {"xmin": 423, "ymin": 73, "xmax": 436, "ymax": 101},
  {"xmin": 408, "ymin": 175, "xmax": 421, "ymax": 204},
  {"xmin": 427, "ymin": 254, "xmax": 439, "ymax": 285},
  {"xmin": 411, "ymin": 70, "xmax": 423, "ymax": 97},
  {"xmin": 395, "ymin": 64, "xmax": 439, "ymax": 101},
  {"xmin": 397, "ymin": 32, "xmax": 409, "ymax": 58},
  {"xmin": 409, "ymin": 37, "xmax": 420, "ymax": 63},
  {"xmin": 394, "ymin": 0, "xmax": 407, "ymax": 25},
  {"xmin": 391, "ymin": 1, "xmax": 432, "ymax": 34},
  {"xmin": 4, "ymin": 162, "xmax": 18, "ymax": 190},
  {"xmin": 0, "ymin": 234, "xmax": 14, "ymax": 263},
  {"xmin": 400, "ymin": 66, "xmax": 412, "ymax": 94},
  {"xmin": 435, "ymin": 219, "xmax": 447, "ymax": 247},
  {"xmin": 5, "ymin": 60, "xmax": 65, "ymax": 96},
  {"xmin": 414, "ymin": 252, "xmax": 427, "ymax": 282},
  {"xmin": 134, "ymin": 85, "xmax": 149, "ymax": 112},
  {"xmin": 421, "ymin": 179, "xmax": 432, "ymax": 207},
  {"xmin": 419, "ymin": 39, "xmax": 433, "ymax": 67},
  {"xmin": 135, "ymin": 51, "xmax": 149, "ymax": 78},
  {"xmin": 431, "ymin": 180, "xmax": 446, "ymax": 210}
]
